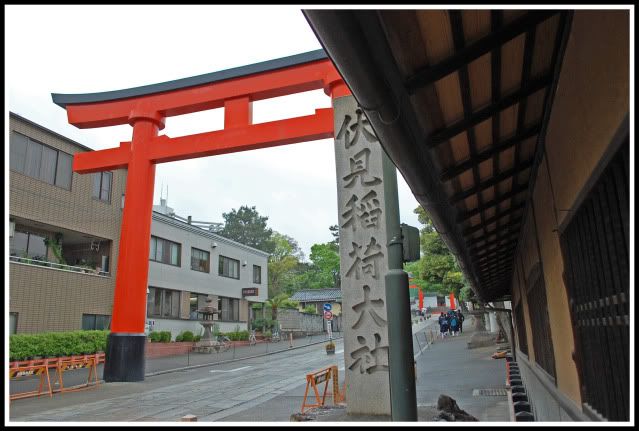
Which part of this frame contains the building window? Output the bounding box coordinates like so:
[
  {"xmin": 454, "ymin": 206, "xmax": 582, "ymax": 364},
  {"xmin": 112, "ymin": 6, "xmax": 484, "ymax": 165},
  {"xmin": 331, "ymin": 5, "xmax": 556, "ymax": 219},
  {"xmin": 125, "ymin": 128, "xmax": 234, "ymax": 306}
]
[
  {"xmin": 560, "ymin": 139, "xmax": 629, "ymax": 421},
  {"xmin": 253, "ymin": 265, "xmax": 261, "ymax": 284},
  {"xmin": 10, "ymin": 131, "xmax": 73, "ymax": 190},
  {"xmin": 9, "ymin": 229, "xmax": 47, "ymax": 260},
  {"xmin": 81, "ymin": 314, "xmax": 111, "ymax": 330},
  {"xmin": 218, "ymin": 296, "xmax": 240, "ymax": 321},
  {"xmin": 218, "ymin": 255, "xmax": 240, "ymax": 279},
  {"xmin": 92, "ymin": 171, "xmax": 112, "ymax": 203},
  {"xmin": 525, "ymin": 264, "xmax": 556, "ymax": 379},
  {"xmin": 191, "ymin": 248, "xmax": 210, "ymax": 273},
  {"xmin": 189, "ymin": 293, "xmax": 209, "ymax": 320},
  {"xmin": 147, "ymin": 287, "xmax": 181, "ymax": 318},
  {"xmin": 150, "ymin": 236, "xmax": 181, "ymax": 266},
  {"xmin": 10, "ymin": 313, "xmax": 18, "ymax": 334}
]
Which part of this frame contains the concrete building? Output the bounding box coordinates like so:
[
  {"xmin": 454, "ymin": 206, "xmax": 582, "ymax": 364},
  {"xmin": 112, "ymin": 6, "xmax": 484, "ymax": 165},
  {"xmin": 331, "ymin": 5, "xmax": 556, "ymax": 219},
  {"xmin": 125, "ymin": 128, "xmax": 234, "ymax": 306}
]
[
  {"xmin": 9, "ymin": 112, "xmax": 269, "ymax": 339},
  {"xmin": 146, "ymin": 198, "xmax": 269, "ymax": 338},
  {"xmin": 9, "ymin": 112, "xmax": 126, "ymax": 334},
  {"xmin": 307, "ymin": 9, "xmax": 630, "ymax": 421}
]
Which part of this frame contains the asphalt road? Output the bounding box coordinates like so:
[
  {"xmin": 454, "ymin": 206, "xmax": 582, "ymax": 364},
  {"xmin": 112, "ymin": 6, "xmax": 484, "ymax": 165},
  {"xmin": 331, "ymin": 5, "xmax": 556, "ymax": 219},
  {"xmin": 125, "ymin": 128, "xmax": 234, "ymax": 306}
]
[
  {"xmin": 10, "ymin": 319, "xmax": 442, "ymax": 422},
  {"xmin": 10, "ymin": 337, "xmax": 347, "ymax": 422}
]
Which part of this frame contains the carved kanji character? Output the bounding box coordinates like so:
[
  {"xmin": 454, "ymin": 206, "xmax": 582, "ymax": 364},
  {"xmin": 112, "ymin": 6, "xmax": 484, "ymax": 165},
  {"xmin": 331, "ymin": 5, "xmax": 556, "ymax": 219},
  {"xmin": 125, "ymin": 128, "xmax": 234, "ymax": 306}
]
[
  {"xmin": 336, "ymin": 108, "xmax": 378, "ymax": 149},
  {"xmin": 352, "ymin": 285, "xmax": 387, "ymax": 329},
  {"xmin": 342, "ymin": 148, "xmax": 382, "ymax": 189}
]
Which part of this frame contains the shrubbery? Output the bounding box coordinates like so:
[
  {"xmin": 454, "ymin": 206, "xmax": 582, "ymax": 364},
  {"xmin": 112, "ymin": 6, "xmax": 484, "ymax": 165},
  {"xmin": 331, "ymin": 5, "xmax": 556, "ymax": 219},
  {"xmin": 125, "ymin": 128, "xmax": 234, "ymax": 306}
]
[
  {"xmin": 149, "ymin": 331, "xmax": 172, "ymax": 343},
  {"xmin": 225, "ymin": 330, "xmax": 249, "ymax": 341},
  {"xmin": 251, "ymin": 318, "xmax": 275, "ymax": 331},
  {"xmin": 301, "ymin": 305, "xmax": 317, "ymax": 314},
  {"xmin": 9, "ymin": 330, "xmax": 109, "ymax": 361},
  {"xmin": 175, "ymin": 331, "xmax": 195, "ymax": 342}
]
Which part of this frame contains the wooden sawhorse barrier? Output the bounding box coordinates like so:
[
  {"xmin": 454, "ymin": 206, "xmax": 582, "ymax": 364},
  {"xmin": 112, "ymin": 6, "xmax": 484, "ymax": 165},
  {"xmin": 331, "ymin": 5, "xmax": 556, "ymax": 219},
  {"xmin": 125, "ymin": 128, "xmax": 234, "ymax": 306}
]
[{"xmin": 301, "ymin": 365, "xmax": 345, "ymax": 413}]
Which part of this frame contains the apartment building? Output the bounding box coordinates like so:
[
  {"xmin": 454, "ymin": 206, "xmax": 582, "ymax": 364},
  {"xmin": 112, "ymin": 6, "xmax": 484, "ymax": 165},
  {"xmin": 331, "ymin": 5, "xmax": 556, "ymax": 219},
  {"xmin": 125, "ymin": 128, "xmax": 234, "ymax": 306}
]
[
  {"xmin": 9, "ymin": 112, "xmax": 269, "ymax": 338},
  {"xmin": 9, "ymin": 112, "xmax": 126, "ymax": 333}
]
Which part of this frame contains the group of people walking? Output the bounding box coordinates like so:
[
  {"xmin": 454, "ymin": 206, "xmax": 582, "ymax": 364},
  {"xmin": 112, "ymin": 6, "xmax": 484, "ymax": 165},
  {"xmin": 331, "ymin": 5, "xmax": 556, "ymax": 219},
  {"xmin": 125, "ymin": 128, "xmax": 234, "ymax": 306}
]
[{"xmin": 438, "ymin": 309, "xmax": 464, "ymax": 338}]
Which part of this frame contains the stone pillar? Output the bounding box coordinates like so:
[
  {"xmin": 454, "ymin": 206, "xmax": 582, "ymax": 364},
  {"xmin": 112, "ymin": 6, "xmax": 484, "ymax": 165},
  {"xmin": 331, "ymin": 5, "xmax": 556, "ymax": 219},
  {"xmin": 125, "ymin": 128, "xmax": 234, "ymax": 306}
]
[
  {"xmin": 489, "ymin": 311, "xmax": 499, "ymax": 334},
  {"xmin": 333, "ymin": 95, "xmax": 392, "ymax": 415}
]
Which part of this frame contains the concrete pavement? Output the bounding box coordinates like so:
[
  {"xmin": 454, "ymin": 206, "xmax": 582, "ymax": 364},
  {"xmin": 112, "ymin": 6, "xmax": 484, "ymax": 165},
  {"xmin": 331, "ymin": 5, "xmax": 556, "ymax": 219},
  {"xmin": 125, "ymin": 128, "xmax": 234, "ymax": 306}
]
[
  {"xmin": 9, "ymin": 318, "xmax": 509, "ymax": 422},
  {"xmin": 9, "ymin": 338, "xmax": 346, "ymax": 422}
]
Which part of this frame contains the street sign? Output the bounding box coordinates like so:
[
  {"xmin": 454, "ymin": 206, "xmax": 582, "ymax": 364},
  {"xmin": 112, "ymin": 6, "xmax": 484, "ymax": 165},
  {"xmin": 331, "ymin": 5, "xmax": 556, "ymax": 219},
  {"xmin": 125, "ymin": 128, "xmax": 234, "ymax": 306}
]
[
  {"xmin": 323, "ymin": 303, "xmax": 332, "ymax": 312},
  {"xmin": 324, "ymin": 310, "xmax": 333, "ymax": 320}
]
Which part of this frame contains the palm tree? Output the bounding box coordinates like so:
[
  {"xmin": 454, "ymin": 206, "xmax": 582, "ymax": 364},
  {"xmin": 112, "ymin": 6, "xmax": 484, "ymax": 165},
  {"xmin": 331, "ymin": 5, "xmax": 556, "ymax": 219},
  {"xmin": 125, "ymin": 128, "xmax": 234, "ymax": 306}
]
[{"xmin": 264, "ymin": 293, "xmax": 297, "ymax": 322}]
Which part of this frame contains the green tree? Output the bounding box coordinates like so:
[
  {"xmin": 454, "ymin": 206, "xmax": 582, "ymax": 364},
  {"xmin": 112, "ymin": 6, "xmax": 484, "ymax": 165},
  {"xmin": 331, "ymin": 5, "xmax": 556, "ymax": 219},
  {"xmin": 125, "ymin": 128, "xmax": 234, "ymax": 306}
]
[
  {"xmin": 219, "ymin": 206, "xmax": 275, "ymax": 253},
  {"xmin": 328, "ymin": 224, "xmax": 340, "ymax": 247},
  {"xmin": 412, "ymin": 206, "xmax": 467, "ymax": 298},
  {"xmin": 265, "ymin": 293, "xmax": 299, "ymax": 322},
  {"xmin": 268, "ymin": 232, "xmax": 303, "ymax": 298},
  {"xmin": 308, "ymin": 242, "xmax": 340, "ymax": 288}
]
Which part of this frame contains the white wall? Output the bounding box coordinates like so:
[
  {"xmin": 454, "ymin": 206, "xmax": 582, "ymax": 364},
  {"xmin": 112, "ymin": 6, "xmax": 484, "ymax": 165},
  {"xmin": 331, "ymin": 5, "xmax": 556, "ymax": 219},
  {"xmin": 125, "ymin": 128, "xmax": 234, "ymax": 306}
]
[
  {"xmin": 148, "ymin": 213, "xmax": 269, "ymax": 303},
  {"xmin": 148, "ymin": 318, "xmax": 248, "ymax": 340}
]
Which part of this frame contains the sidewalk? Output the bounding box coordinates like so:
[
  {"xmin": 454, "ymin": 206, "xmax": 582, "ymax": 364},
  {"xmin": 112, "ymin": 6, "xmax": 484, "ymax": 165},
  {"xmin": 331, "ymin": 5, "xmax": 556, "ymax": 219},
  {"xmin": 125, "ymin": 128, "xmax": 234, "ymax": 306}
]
[{"xmin": 248, "ymin": 323, "xmax": 510, "ymax": 422}]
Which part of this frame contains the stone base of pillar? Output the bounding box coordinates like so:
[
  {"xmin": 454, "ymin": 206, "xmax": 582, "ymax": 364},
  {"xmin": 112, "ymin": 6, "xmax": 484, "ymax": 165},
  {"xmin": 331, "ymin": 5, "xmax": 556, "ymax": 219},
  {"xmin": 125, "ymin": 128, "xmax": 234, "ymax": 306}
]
[{"xmin": 103, "ymin": 333, "xmax": 146, "ymax": 382}]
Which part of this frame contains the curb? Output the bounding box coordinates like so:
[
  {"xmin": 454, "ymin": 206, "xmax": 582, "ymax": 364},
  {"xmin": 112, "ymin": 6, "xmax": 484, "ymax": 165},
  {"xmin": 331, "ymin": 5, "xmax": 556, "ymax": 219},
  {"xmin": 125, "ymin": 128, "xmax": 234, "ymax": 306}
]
[{"xmin": 144, "ymin": 334, "xmax": 344, "ymax": 378}]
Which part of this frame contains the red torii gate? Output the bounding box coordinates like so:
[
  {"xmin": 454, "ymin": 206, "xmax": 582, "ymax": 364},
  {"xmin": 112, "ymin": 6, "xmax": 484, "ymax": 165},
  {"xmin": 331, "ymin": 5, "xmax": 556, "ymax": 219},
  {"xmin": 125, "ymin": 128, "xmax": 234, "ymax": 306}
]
[{"xmin": 52, "ymin": 50, "xmax": 350, "ymax": 381}]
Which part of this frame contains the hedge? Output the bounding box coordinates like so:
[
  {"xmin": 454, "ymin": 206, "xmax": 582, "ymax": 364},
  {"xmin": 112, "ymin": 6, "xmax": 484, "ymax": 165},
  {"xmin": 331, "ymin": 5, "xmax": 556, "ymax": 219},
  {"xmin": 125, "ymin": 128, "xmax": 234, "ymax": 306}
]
[
  {"xmin": 149, "ymin": 331, "xmax": 172, "ymax": 343},
  {"xmin": 10, "ymin": 330, "xmax": 109, "ymax": 361},
  {"xmin": 224, "ymin": 330, "xmax": 249, "ymax": 341},
  {"xmin": 175, "ymin": 331, "xmax": 194, "ymax": 342}
]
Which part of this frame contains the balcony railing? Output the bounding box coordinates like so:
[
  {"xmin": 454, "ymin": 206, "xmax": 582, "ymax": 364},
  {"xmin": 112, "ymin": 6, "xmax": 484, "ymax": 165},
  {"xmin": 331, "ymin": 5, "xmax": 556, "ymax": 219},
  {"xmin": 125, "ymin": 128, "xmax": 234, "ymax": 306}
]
[{"xmin": 9, "ymin": 256, "xmax": 110, "ymax": 277}]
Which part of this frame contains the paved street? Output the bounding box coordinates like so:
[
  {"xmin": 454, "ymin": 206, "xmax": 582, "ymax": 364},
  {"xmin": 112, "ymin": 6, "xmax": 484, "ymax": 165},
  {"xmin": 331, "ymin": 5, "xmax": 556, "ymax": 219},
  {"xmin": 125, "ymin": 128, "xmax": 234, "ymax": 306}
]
[
  {"xmin": 10, "ymin": 337, "xmax": 346, "ymax": 422},
  {"xmin": 10, "ymin": 318, "xmax": 510, "ymax": 423}
]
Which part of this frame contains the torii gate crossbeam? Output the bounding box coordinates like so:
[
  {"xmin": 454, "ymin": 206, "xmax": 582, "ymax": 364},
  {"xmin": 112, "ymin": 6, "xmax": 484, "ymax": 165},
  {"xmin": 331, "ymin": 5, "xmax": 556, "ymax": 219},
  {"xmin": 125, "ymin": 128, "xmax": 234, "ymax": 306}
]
[{"xmin": 52, "ymin": 50, "xmax": 350, "ymax": 381}]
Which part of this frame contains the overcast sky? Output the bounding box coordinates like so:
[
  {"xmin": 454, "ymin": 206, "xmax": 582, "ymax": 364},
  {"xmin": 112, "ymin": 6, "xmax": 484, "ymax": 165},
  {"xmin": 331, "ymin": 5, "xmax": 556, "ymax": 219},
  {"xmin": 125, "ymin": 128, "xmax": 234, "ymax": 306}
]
[{"xmin": 5, "ymin": 5, "xmax": 423, "ymax": 259}]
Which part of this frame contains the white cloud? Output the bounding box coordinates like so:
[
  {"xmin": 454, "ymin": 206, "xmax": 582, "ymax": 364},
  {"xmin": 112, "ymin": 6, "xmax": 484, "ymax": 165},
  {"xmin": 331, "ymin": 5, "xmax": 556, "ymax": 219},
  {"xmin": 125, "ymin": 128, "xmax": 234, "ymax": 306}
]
[{"xmin": 5, "ymin": 5, "xmax": 422, "ymax": 258}]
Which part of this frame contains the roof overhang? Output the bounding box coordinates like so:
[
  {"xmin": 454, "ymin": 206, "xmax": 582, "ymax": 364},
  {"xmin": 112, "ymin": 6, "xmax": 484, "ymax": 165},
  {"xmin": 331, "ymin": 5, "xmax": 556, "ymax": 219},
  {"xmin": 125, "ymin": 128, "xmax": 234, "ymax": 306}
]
[{"xmin": 304, "ymin": 9, "xmax": 572, "ymax": 302}]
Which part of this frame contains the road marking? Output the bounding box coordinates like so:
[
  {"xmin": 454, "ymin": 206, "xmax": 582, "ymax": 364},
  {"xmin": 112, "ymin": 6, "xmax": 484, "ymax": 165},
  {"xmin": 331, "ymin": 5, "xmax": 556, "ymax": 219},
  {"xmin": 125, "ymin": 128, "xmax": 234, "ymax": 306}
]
[
  {"xmin": 335, "ymin": 349, "xmax": 344, "ymax": 354},
  {"xmin": 209, "ymin": 366, "xmax": 252, "ymax": 373}
]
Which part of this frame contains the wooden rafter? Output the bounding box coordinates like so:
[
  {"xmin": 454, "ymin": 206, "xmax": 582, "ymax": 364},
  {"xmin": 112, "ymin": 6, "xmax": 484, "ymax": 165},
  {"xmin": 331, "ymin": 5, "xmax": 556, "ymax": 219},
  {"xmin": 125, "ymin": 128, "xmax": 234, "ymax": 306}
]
[
  {"xmin": 449, "ymin": 10, "xmax": 491, "ymax": 241},
  {"xmin": 457, "ymin": 184, "xmax": 528, "ymax": 222},
  {"xmin": 426, "ymin": 74, "xmax": 551, "ymax": 148},
  {"xmin": 450, "ymin": 160, "xmax": 533, "ymax": 204},
  {"xmin": 405, "ymin": 11, "xmax": 558, "ymax": 93},
  {"xmin": 440, "ymin": 123, "xmax": 540, "ymax": 182},
  {"xmin": 463, "ymin": 202, "xmax": 526, "ymax": 236}
]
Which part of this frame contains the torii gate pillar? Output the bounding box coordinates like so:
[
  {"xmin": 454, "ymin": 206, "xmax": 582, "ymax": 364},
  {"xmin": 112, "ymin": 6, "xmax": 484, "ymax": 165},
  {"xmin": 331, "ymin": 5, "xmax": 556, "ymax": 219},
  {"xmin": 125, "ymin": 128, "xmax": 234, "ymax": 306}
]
[{"xmin": 104, "ymin": 115, "xmax": 163, "ymax": 382}]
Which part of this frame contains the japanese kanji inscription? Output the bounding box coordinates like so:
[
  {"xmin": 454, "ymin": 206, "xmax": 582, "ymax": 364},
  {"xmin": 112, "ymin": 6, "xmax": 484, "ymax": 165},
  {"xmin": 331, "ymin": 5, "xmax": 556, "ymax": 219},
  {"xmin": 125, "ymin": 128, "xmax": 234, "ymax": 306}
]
[{"xmin": 333, "ymin": 95, "xmax": 392, "ymax": 415}]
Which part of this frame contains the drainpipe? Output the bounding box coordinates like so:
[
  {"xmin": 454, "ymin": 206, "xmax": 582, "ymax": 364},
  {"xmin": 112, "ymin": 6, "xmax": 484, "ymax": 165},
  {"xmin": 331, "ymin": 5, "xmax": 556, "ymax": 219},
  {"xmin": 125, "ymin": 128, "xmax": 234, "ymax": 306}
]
[{"xmin": 383, "ymin": 150, "xmax": 418, "ymax": 421}]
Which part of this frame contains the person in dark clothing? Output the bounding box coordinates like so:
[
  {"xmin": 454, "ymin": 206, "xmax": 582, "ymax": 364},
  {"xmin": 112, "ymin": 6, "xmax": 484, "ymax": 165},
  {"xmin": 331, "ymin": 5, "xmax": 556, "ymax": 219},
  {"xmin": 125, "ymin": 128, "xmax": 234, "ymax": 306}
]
[
  {"xmin": 438, "ymin": 312, "xmax": 449, "ymax": 339},
  {"xmin": 449, "ymin": 312, "xmax": 460, "ymax": 336},
  {"xmin": 456, "ymin": 309, "xmax": 465, "ymax": 334}
]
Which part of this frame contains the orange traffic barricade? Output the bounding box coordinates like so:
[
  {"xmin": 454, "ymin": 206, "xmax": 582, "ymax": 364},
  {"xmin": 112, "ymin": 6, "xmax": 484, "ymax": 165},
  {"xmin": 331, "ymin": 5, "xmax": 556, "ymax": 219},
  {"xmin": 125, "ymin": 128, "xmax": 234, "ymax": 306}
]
[
  {"xmin": 9, "ymin": 359, "xmax": 53, "ymax": 401},
  {"xmin": 53, "ymin": 353, "xmax": 104, "ymax": 393},
  {"xmin": 301, "ymin": 365, "xmax": 344, "ymax": 413}
]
